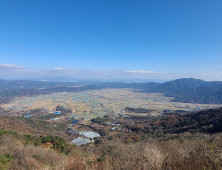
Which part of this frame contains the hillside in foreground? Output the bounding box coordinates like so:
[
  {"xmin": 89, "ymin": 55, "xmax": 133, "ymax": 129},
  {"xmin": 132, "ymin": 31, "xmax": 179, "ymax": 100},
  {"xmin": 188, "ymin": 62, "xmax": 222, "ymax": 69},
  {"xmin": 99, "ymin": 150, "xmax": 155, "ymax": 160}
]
[{"xmin": 1, "ymin": 108, "xmax": 222, "ymax": 169}]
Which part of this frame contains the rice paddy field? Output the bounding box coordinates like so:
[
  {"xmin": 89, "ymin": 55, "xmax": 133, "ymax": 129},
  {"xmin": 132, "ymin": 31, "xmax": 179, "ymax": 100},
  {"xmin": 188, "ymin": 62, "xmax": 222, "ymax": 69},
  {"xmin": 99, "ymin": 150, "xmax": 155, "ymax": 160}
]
[{"xmin": 1, "ymin": 89, "xmax": 222, "ymax": 118}]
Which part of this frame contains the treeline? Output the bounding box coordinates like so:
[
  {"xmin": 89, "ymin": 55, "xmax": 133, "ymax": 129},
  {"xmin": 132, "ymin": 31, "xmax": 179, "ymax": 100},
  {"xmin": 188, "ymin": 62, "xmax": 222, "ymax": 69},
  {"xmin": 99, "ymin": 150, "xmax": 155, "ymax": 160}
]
[
  {"xmin": 91, "ymin": 117, "xmax": 107, "ymax": 124},
  {"xmin": 125, "ymin": 107, "xmax": 154, "ymax": 113}
]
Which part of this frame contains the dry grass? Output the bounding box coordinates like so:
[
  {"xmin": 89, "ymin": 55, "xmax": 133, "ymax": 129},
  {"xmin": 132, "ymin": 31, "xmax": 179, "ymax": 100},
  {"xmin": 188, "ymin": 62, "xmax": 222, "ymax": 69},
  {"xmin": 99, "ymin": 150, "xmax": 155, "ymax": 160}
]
[
  {"xmin": 1, "ymin": 133, "xmax": 222, "ymax": 169},
  {"xmin": 68, "ymin": 133, "xmax": 222, "ymax": 170},
  {"xmin": 10, "ymin": 144, "xmax": 67, "ymax": 169}
]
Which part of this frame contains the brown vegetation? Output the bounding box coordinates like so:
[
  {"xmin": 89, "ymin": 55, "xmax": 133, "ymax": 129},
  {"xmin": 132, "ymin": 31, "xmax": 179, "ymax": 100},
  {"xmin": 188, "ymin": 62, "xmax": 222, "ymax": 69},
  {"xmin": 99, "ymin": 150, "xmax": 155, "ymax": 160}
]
[
  {"xmin": 0, "ymin": 116, "xmax": 72, "ymax": 142},
  {"xmin": 1, "ymin": 107, "xmax": 222, "ymax": 169},
  {"xmin": 1, "ymin": 130, "xmax": 222, "ymax": 169},
  {"xmin": 0, "ymin": 116, "xmax": 37, "ymax": 134},
  {"xmin": 63, "ymin": 133, "xmax": 222, "ymax": 170}
]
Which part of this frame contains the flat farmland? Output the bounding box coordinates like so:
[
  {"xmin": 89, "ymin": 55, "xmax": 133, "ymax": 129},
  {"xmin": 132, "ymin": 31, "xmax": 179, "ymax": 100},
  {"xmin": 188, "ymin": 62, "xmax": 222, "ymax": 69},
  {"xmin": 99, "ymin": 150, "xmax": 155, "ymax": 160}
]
[{"xmin": 1, "ymin": 89, "xmax": 222, "ymax": 118}]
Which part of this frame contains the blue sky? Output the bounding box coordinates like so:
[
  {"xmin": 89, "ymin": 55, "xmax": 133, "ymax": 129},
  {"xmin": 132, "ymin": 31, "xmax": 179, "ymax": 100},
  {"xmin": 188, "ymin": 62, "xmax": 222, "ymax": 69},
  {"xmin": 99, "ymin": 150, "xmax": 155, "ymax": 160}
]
[{"xmin": 0, "ymin": 0, "xmax": 222, "ymax": 81}]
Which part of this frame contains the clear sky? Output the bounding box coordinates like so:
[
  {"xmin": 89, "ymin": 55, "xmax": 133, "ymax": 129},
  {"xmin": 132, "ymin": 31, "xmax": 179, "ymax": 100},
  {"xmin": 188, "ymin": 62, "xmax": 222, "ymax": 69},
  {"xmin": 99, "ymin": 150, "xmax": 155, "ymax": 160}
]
[{"xmin": 0, "ymin": 0, "xmax": 222, "ymax": 81}]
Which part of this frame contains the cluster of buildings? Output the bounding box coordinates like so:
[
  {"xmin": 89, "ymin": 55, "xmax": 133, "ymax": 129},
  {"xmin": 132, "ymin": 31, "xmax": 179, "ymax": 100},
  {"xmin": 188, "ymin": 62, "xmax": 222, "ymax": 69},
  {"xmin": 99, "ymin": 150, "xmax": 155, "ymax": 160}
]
[{"xmin": 107, "ymin": 122, "xmax": 122, "ymax": 131}]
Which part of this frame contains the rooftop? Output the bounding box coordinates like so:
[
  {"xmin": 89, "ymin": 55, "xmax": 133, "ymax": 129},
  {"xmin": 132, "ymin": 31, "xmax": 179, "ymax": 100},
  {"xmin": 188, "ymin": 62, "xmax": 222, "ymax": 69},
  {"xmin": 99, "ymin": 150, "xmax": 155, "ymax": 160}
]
[
  {"xmin": 79, "ymin": 131, "xmax": 100, "ymax": 139},
  {"xmin": 71, "ymin": 137, "xmax": 90, "ymax": 146}
]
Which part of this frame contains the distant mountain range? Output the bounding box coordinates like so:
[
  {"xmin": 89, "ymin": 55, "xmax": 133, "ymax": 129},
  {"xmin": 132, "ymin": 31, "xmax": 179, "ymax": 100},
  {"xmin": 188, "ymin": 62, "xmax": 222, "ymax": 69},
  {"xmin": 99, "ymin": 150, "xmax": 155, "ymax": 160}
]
[
  {"xmin": 94, "ymin": 78, "xmax": 222, "ymax": 104},
  {"xmin": 0, "ymin": 78, "xmax": 222, "ymax": 104},
  {"xmin": 0, "ymin": 80, "xmax": 85, "ymax": 91},
  {"xmin": 147, "ymin": 78, "xmax": 206, "ymax": 93},
  {"xmin": 143, "ymin": 78, "xmax": 222, "ymax": 104},
  {"xmin": 164, "ymin": 80, "xmax": 222, "ymax": 104}
]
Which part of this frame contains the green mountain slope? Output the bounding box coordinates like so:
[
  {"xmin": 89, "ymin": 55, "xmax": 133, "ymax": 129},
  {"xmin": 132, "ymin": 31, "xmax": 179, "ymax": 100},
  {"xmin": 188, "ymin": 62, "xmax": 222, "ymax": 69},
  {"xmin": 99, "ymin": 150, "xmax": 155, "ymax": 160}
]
[
  {"xmin": 167, "ymin": 81, "xmax": 222, "ymax": 104},
  {"xmin": 150, "ymin": 78, "xmax": 206, "ymax": 93}
]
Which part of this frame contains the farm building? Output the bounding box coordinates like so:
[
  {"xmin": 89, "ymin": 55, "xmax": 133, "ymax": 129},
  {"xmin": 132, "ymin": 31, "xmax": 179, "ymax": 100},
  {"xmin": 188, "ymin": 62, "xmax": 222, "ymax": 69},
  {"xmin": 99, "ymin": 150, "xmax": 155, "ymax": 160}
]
[
  {"xmin": 79, "ymin": 131, "xmax": 100, "ymax": 140},
  {"xmin": 71, "ymin": 137, "xmax": 90, "ymax": 146}
]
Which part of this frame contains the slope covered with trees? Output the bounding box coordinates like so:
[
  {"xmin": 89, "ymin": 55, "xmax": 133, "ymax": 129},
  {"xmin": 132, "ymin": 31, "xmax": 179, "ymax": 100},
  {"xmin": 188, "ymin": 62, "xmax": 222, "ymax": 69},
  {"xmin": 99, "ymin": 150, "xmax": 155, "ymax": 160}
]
[
  {"xmin": 163, "ymin": 80, "xmax": 222, "ymax": 104},
  {"xmin": 138, "ymin": 78, "xmax": 222, "ymax": 104},
  {"xmin": 148, "ymin": 78, "xmax": 206, "ymax": 93}
]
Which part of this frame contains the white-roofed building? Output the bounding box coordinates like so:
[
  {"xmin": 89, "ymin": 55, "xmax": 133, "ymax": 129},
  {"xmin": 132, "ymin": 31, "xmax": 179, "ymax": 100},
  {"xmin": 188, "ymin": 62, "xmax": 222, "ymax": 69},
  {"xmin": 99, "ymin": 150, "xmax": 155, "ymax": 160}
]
[
  {"xmin": 79, "ymin": 131, "xmax": 100, "ymax": 140},
  {"xmin": 71, "ymin": 137, "xmax": 90, "ymax": 146}
]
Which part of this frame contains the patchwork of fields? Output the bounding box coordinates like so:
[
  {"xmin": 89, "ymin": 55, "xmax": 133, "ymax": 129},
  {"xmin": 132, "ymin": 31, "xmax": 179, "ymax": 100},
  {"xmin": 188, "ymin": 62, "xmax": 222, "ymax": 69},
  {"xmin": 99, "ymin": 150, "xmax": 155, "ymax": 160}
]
[{"xmin": 1, "ymin": 89, "xmax": 222, "ymax": 119}]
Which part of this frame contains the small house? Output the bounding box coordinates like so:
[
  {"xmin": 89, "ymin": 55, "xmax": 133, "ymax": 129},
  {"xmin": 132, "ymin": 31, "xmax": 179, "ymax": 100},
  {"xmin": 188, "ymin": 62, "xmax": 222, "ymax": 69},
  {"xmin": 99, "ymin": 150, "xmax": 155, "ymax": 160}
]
[{"xmin": 111, "ymin": 127, "xmax": 115, "ymax": 131}]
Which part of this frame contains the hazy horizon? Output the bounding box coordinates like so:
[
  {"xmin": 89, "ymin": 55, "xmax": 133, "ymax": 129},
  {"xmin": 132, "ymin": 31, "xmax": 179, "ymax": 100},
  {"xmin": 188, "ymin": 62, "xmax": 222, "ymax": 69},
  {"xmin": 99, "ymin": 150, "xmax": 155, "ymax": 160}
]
[{"xmin": 0, "ymin": 76, "xmax": 219, "ymax": 83}]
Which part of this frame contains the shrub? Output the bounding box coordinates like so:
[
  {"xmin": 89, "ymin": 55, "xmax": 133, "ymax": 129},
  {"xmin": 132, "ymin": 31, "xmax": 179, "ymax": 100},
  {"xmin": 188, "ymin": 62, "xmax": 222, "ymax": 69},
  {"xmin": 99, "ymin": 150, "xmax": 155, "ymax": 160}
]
[
  {"xmin": 91, "ymin": 118, "xmax": 107, "ymax": 124},
  {"xmin": 0, "ymin": 153, "xmax": 13, "ymax": 169}
]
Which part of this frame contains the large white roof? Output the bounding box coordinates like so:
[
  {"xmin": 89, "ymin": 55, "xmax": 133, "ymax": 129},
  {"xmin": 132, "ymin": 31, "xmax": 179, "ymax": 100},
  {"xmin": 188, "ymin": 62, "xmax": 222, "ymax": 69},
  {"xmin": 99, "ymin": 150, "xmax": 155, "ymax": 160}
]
[
  {"xmin": 71, "ymin": 137, "xmax": 90, "ymax": 146},
  {"xmin": 79, "ymin": 131, "xmax": 100, "ymax": 139}
]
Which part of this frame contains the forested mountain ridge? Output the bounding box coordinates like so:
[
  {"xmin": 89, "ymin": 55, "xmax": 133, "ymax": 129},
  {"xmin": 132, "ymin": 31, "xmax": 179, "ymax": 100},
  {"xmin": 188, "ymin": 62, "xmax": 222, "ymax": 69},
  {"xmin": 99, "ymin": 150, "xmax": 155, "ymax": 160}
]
[
  {"xmin": 166, "ymin": 81, "xmax": 222, "ymax": 104},
  {"xmin": 147, "ymin": 78, "xmax": 206, "ymax": 93},
  {"xmin": 133, "ymin": 78, "xmax": 222, "ymax": 104}
]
